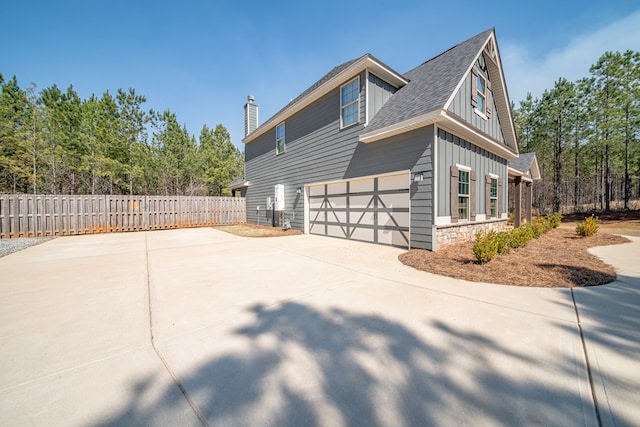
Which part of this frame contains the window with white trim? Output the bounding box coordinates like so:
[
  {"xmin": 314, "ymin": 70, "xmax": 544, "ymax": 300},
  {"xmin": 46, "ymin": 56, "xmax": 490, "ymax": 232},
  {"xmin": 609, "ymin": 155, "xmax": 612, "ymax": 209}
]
[
  {"xmin": 477, "ymin": 73, "xmax": 486, "ymax": 113},
  {"xmin": 276, "ymin": 123, "xmax": 285, "ymax": 155},
  {"xmin": 458, "ymin": 169, "xmax": 470, "ymax": 220},
  {"xmin": 340, "ymin": 77, "xmax": 360, "ymax": 128},
  {"xmin": 490, "ymin": 177, "xmax": 498, "ymax": 218}
]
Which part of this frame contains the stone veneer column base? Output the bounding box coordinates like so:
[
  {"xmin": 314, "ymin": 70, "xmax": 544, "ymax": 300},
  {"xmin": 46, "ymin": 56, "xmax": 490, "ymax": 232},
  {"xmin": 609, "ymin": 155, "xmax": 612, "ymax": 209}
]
[{"xmin": 435, "ymin": 219, "xmax": 509, "ymax": 248}]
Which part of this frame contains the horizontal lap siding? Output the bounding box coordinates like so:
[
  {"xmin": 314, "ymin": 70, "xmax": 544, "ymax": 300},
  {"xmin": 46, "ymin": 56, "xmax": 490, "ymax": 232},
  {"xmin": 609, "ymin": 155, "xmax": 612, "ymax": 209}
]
[{"xmin": 245, "ymin": 72, "xmax": 435, "ymax": 249}]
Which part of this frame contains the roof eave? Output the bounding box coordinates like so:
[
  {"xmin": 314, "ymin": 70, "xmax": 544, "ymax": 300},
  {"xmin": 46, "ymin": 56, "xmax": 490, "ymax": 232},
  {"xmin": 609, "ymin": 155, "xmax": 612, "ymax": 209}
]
[
  {"xmin": 359, "ymin": 110, "xmax": 442, "ymax": 143},
  {"xmin": 243, "ymin": 56, "xmax": 408, "ymax": 145},
  {"xmin": 361, "ymin": 109, "xmax": 517, "ymax": 160},
  {"xmin": 438, "ymin": 111, "xmax": 518, "ymax": 159}
]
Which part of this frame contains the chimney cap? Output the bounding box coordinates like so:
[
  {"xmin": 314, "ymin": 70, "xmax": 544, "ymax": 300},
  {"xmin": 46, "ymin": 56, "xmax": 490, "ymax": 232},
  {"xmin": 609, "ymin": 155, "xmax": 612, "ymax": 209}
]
[{"xmin": 247, "ymin": 94, "xmax": 255, "ymax": 103}]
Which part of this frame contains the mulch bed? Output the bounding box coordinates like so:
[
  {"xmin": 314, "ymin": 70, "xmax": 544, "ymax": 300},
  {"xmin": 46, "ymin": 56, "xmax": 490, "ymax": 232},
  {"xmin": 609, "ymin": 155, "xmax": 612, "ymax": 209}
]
[
  {"xmin": 399, "ymin": 228, "xmax": 630, "ymax": 287},
  {"xmin": 214, "ymin": 223, "xmax": 303, "ymax": 238}
]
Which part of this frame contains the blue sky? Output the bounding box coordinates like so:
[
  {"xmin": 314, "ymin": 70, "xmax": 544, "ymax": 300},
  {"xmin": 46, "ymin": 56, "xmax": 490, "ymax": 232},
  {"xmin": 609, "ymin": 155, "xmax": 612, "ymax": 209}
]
[{"xmin": 2, "ymin": 1, "xmax": 639, "ymax": 150}]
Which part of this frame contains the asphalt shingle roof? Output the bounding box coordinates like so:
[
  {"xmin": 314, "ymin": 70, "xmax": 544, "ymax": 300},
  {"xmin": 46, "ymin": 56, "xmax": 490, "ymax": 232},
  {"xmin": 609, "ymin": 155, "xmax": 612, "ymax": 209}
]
[
  {"xmin": 366, "ymin": 28, "xmax": 494, "ymax": 132},
  {"xmin": 508, "ymin": 152, "xmax": 537, "ymax": 173},
  {"xmin": 255, "ymin": 54, "xmax": 368, "ymax": 133}
]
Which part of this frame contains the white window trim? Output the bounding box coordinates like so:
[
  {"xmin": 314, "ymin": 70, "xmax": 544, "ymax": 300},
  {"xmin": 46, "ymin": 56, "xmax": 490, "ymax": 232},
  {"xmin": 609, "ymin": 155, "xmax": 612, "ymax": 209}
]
[
  {"xmin": 476, "ymin": 72, "xmax": 487, "ymax": 114},
  {"xmin": 340, "ymin": 76, "xmax": 360, "ymax": 129},
  {"xmin": 473, "ymin": 108, "xmax": 488, "ymax": 120},
  {"xmin": 275, "ymin": 122, "xmax": 285, "ymax": 155},
  {"xmin": 458, "ymin": 168, "xmax": 471, "ymax": 221},
  {"xmin": 489, "ymin": 176, "xmax": 498, "ymax": 217}
]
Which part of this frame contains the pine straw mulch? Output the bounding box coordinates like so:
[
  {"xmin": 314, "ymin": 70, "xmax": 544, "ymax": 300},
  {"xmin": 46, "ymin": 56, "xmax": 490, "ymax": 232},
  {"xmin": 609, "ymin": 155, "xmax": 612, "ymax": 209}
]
[
  {"xmin": 213, "ymin": 223, "xmax": 303, "ymax": 238},
  {"xmin": 399, "ymin": 228, "xmax": 630, "ymax": 287}
]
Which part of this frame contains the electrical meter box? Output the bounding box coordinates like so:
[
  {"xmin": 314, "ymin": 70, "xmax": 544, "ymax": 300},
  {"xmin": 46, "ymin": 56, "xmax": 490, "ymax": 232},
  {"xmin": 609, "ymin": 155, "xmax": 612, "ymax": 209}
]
[{"xmin": 274, "ymin": 184, "xmax": 285, "ymax": 211}]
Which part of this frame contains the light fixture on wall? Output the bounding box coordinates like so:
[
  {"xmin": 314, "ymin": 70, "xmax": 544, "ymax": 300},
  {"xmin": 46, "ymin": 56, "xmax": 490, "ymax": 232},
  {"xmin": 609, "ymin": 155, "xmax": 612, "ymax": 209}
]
[
  {"xmin": 296, "ymin": 187, "xmax": 302, "ymax": 194},
  {"xmin": 413, "ymin": 172, "xmax": 424, "ymax": 183}
]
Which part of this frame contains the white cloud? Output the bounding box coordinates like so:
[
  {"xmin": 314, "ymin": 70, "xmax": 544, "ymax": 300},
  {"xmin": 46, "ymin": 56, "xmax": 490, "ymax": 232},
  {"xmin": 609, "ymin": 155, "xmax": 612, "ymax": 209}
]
[{"xmin": 502, "ymin": 10, "xmax": 640, "ymax": 104}]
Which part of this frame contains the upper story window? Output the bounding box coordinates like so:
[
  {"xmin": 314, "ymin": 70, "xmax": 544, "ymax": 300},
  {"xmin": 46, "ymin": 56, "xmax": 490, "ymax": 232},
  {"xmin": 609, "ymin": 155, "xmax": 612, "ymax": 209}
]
[
  {"xmin": 276, "ymin": 123, "xmax": 285, "ymax": 155},
  {"xmin": 471, "ymin": 55, "xmax": 491, "ymax": 118},
  {"xmin": 458, "ymin": 169, "xmax": 470, "ymax": 221},
  {"xmin": 476, "ymin": 74, "xmax": 486, "ymax": 113},
  {"xmin": 340, "ymin": 77, "xmax": 360, "ymax": 128}
]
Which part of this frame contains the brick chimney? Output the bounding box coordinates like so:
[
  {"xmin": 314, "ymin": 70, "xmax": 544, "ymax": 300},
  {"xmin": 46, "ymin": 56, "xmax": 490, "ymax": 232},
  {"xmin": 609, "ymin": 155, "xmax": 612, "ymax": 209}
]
[{"xmin": 244, "ymin": 95, "xmax": 258, "ymax": 137}]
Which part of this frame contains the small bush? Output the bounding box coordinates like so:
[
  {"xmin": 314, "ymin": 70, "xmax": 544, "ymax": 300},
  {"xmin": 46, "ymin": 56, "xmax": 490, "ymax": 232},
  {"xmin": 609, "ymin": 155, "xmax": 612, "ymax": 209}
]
[
  {"xmin": 510, "ymin": 223, "xmax": 535, "ymax": 248},
  {"xmin": 495, "ymin": 231, "xmax": 512, "ymax": 255},
  {"xmin": 532, "ymin": 217, "xmax": 549, "ymax": 238},
  {"xmin": 473, "ymin": 231, "xmax": 498, "ymax": 263},
  {"xmin": 547, "ymin": 213, "xmax": 562, "ymax": 229},
  {"xmin": 576, "ymin": 215, "xmax": 600, "ymax": 237}
]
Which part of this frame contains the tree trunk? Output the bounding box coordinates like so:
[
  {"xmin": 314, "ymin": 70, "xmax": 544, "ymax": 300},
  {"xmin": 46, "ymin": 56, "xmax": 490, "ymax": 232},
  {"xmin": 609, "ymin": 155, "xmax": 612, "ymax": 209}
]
[{"xmin": 605, "ymin": 143, "xmax": 611, "ymax": 212}]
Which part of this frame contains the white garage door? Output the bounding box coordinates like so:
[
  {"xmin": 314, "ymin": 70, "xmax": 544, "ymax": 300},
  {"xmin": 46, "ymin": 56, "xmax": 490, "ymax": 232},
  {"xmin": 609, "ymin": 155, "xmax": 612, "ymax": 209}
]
[{"xmin": 308, "ymin": 172, "xmax": 410, "ymax": 248}]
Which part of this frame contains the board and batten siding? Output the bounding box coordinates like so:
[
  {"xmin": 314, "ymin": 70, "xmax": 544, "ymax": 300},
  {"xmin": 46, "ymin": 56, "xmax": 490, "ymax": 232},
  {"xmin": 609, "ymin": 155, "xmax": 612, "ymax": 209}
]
[
  {"xmin": 447, "ymin": 58, "xmax": 505, "ymax": 144},
  {"xmin": 244, "ymin": 71, "xmax": 435, "ymax": 249},
  {"xmin": 367, "ymin": 72, "xmax": 397, "ymax": 123},
  {"xmin": 436, "ymin": 127, "xmax": 507, "ymax": 218}
]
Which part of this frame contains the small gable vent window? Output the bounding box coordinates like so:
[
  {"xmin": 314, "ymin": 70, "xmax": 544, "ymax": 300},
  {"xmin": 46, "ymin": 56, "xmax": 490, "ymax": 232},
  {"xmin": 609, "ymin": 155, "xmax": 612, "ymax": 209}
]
[
  {"xmin": 341, "ymin": 77, "xmax": 360, "ymax": 128},
  {"xmin": 276, "ymin": 123, "xmax": 285, "ymax": 155}
]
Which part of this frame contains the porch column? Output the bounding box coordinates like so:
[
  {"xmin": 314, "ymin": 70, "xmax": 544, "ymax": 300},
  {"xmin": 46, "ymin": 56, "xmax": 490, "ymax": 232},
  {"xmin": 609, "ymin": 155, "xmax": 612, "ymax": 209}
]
[
  {"xmin": 514, "ymin": 176, "xmax": 522, "ymax": 227},
  {"xmin": 525, "ymin": 181, "xmax": 533, "ymax": 223}
]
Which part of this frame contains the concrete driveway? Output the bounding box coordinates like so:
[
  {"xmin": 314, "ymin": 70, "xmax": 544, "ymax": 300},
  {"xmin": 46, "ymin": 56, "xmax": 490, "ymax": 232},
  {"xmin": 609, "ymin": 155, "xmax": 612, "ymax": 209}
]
[{"xmin": 0, "ymin": 228, "xmax": 638, "ymax": 426}]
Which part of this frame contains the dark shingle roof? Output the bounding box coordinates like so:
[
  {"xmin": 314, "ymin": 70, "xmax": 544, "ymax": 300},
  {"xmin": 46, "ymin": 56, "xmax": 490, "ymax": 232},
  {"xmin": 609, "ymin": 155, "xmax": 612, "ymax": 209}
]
[
  {"xmin": 255, "ymin": 54, "xmax": 368, "ymax": 133},
  {"xmin": 508, "ymin": 152, "xmax": 537, "ymax": 173},
  {"xmin": 366, "ymin": 29, "xmax": 494, "ymax": 132}
]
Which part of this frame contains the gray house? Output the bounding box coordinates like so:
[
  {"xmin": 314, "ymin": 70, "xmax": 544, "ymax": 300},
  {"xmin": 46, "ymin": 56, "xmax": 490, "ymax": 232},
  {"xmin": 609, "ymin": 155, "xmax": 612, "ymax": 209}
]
[{"xmin": 238, "ymin": 28, "xmax": 535, "ymax": 251}]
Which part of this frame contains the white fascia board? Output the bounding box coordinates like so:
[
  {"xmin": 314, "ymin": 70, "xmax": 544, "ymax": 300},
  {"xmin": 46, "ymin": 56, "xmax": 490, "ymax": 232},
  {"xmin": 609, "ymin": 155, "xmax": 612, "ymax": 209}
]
[
  {"xmin": 442, "ymin": 32, "xmax": 492, "ymax": 111},
  {"xmin": 439, "ymin": 111, "xmax": 518, "ymax": 160},
  {"xmin": 530, "ymin": 156, "xmax": 541, "ymax": 180},
  {"xmin": 243, "ymin": 56, "xmax": 407, "ymax": 145},
  {"xmin": 508, "ymin": 166, "xmax": 524, "ymax": 177},
  {"xmin": 367, "ymin": 56, "xmax": 409, "ymax": 87},
  {"xmin": 359, "ymin": 110, "xmax": 442, "ymax": 143}
]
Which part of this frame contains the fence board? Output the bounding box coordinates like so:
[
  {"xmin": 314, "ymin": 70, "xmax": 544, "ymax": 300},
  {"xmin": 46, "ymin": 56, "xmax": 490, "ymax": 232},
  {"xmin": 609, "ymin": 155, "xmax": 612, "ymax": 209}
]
[{"xmin": 0, "ymin": 195, "xmax": 246, "ymax": 239}]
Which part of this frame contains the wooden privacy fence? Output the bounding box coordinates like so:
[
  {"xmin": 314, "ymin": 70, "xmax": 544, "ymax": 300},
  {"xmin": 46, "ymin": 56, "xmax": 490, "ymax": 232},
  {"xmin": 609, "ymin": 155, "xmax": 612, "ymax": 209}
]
[{"xmin": 0, "ymin": 195, "xmax": 246, "ymax": 239}]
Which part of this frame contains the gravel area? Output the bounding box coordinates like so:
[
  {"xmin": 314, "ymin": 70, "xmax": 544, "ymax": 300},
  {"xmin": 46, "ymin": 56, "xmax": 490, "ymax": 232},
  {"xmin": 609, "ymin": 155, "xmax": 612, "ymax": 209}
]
[{"xmin": 0, "ymin": 238, "xmax": 52, "ymax": 258}]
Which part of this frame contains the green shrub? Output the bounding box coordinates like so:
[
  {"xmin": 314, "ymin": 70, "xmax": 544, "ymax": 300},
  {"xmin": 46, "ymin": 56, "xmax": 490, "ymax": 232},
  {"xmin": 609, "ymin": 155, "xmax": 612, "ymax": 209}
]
[
  {"xmin": 547, "ymin": 213, "xmax": 562, "ymax": 229},
  {"xmin": 532, "ymin": 217, "xmax": 549, "ymax": 238},
  {"xmin": 495, "ymin": 231, "xmax": 512, "ymax": 255},
  {"xmin": 510, "ymin": 223, "xmax": 535, "ymax": 248},
  {"xmin": 473, "ymin": 231, "xmax": 498, "ymax": 263},
  {"xmin": 576, "ymin": 215, "xmax": 600, "ymax": 237}
]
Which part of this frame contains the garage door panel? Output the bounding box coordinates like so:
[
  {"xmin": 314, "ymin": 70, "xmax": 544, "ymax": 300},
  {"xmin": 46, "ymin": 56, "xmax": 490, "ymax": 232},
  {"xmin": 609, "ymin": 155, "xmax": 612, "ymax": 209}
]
[
  {"xmin": 309, "ymin": 197, "xmax": 324, "ymax": 209},
  {"xmin": 308, "ymin": 173, "xmax": 410, "ymax": 248},
  {"xmin": 327, "ymin": 182, "xmax": 346, "ymax": 195},
  {"xmin": 379, "ymin": 193, "xmax": 410, "ymax": 208},
  {"xmin": 327, "ymin": 196, "xmax": 346, "ymax": 209},
  {"xmin": 378, "ymin": 174, "xmax": 409, "ymax": 191},
  {"xmin": 378, "ymin": 229, "xmax": 409, "ymax": 246},
  {"xmin": 349, "ymin": 195, "xmax": 373, "ymax": 209},
  {"xmin": 350, "ymin": 210, "xmax": 374, "ymax": 225},
  {"xmin": 378, "ymin": 212, "xmax": 410, "ymax": 227},
  {"xmin": 351, "ymin": 227, "xmax": 374, "ymax": 242},
  {"xmin": 349, "ymin": 178, "xmax": 374, "ymax": 193},
  {"xmin": 329, "ymin": 211, "xmax": 347, "ymax": 223}
]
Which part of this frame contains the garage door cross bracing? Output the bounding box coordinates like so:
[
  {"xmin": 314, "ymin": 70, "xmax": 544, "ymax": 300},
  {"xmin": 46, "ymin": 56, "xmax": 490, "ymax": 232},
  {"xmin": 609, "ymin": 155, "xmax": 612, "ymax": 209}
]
[{"xmin": 308, "ymin": 173, "xmax": 410, "ymax": 248}]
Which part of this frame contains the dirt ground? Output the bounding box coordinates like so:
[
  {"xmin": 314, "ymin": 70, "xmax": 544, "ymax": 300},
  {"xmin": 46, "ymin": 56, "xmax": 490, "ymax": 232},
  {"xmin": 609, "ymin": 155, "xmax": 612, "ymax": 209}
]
[
  {"xmin": 400, "ymin": 225, "xmax": 632, "ymax": 288},
  {"xmin": 213, "ymin": 223, "xmax": 303, "ymax": 238}
]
